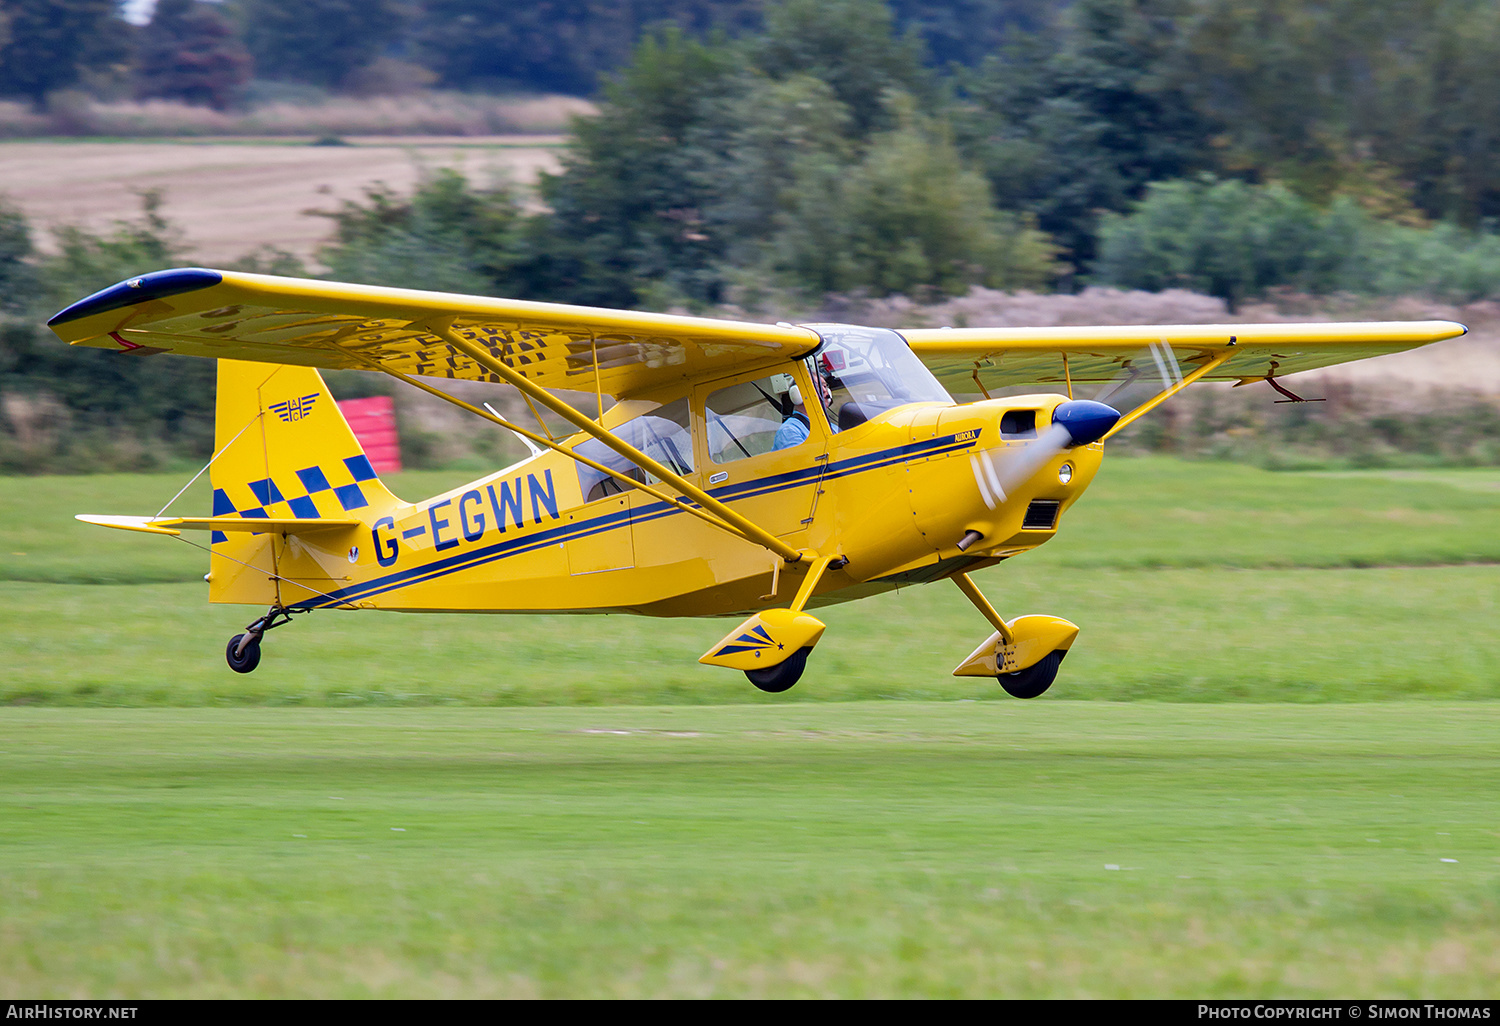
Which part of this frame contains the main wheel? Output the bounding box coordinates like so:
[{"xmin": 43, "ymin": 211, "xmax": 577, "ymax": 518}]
[
  {"xmin": 226, "ymin": 633, "xmax": 262, "ymax": 674},
  {"xmin": 746, "ymin": 646, "xmax": 812, "ymax": 693},
  {"xmin": 998, "ymin": 649, "xmax": 1065, "ymax": 699}
]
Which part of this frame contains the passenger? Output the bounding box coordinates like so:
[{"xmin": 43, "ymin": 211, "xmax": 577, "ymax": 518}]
[{"xmin": 773, "ymin": 384, "xmax": 811, "ymax": 450}]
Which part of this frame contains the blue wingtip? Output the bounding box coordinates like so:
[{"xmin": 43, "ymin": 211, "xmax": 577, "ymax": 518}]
[{"xmin": 47, "ymin": 267, "xmax": 223, "ymax": 328}]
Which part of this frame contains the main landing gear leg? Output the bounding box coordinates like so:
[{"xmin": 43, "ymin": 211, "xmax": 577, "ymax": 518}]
[
  {"xmin": 226, "ymin": 605, "xmax": 298, "ymax": 674},
  {"xmin": 950, "ymin": 573, "xmax": 1074, "ymax": 699}
]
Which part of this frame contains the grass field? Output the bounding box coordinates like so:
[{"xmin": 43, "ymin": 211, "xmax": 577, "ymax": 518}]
[
  {"xmin": 3, "ymin": 457, "xmax": 1499, "ymax": 997},
  {"xmin": 3, "ymin": 458, "xmax": 1498, "ymax": 704},
  {"xmin": 1, "ymin": 703, "xmax": 1496, "ymax": 997}
]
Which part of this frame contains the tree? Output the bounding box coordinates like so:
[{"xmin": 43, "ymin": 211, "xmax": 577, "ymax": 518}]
[
  {"xmin": 766, "ymin": 102, "xmax": 1060, "ymax": 297},
  {"xmin": 526, "ymin": 24, "xmax": 745, "ymax": 307},
  {"xmin": 239, "ymin": 0, "xmax": 403, "ymax": 89},
  {"xmin": 135, "ymin": 0, "xmax": 252, "ymax": 110},
  {"xmin": 317, "ymin": 169, "xmax": 527, "ymax": 296},
  {"xmin": 412, "ymin": 0, "xmax": 761, "ymax": 96},
  {"xmin": 957, "ymin": 0, "xmax": 1217, "ymax": 266},
  {"xmin": 0, "ymin": 0, "xmax": 125, "ymax": 109},
  {"xmin": 754, "ymin": 0, "xmax": 932, "ymax": 134}
]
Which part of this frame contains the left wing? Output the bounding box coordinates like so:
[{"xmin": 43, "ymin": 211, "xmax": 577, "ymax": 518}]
[
  {"xmin": 48, "ymin": 268, "xmax": 820, "ymax": 400},
  {"xmin": 905, "ymin": 321, "xmax": 1468, "ymax": 399}
]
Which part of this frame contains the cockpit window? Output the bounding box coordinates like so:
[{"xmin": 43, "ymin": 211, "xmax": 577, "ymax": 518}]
[
  {"xmin": 806, "ymin": 325, "xmax": 952, "ymax": 431},
  {"xmin": 574, "ymin": 397, "xmax": 694, "ymax": 503},
  {"xmin": 705, "ymin": 373, "xmax": 813, "ymax": 463}
]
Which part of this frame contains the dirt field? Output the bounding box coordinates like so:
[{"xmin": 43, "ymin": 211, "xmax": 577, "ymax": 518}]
[{"xmin": 0, "ymin": 138, "xmax": 563, "ymax": 265}]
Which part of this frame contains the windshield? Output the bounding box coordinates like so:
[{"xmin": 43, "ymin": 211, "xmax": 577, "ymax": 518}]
[{"xmin": 805, "ymin": 325, "xmax": 952, "ymax": 431}]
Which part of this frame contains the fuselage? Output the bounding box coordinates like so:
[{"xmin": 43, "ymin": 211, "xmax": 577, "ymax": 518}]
[{"xmin": 233, "ymin": 387, "xmax": 1102, "ymax": 618}]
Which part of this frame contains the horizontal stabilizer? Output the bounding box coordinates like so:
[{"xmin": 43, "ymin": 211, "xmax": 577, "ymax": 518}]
[{"xmin": 77, "ymin": 514, "xmax": 360, "ymax": 536}]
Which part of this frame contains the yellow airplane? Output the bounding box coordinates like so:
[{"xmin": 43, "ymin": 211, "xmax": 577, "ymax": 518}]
[{"xmin": 48, "ymin": 268, "xmax": 1466, "ymax": 695}]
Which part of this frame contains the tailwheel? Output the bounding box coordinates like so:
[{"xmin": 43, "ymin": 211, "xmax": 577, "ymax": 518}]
[
  {"xmin": 745, "ymin": 646, "xmax": 812, "ymax": 693},
  {"xmin": 226, "ymin": 633, "xmax": 261, "ymax": 674},
  {"xmin": 224, "ymin": 605, "xmax": 299, "ymax": 674},
  {"xmin": 998, "ymin": 649, "xmax": 1065, "ymax": 699}
]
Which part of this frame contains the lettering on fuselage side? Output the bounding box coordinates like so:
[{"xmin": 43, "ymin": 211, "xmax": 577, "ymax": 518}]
[
  {"xmin": 372, "ymin": 516, "xmax": 398, "ymax": 567},
  {"xmin": 458, "ymin": 489, "xmax": 486, "ymax": 541},
  {"xmin": 380, "ymin": 471, "xmax": 567, "ymax": 567},
  {"xmin": 487, "ymin": 479, "xmax": 524, "ymax": 533},
  {"xmin": 428, "ymin": 499, "xmax": 459, "ymax": 551},
  {"xmin": 528, "ymin": 470, "xmax": 559, "ymax": 525}
]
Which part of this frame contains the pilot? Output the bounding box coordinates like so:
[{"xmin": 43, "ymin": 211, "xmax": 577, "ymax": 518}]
[{"xmin": 773, "ymin": 383, "xmax": 810, "ymax": 450}]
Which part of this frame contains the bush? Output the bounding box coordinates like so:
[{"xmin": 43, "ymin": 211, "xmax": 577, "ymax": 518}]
[
  {"xmin": 317, "ymin": 168, "xmax": 528, "ymax": 296},
  {"xmin": 766, "ymin": 104, "xmax": 1061, "ymax": 297},
  {"xmin": 1095, "ymin": 176, "xmax": 1500, "ymax": 307},
  {"xmin": 0, "ymin": 193, "xmax": 215, "ymax": 474}
]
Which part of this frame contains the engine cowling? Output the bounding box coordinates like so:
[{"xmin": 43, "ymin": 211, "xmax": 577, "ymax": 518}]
[{"xmin": 905, "ymin": 395, "xmax": 1111, "ymax": 562}]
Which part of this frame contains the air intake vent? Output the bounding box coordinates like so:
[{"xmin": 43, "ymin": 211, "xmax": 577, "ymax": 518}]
[
  {"xmin": 1000, "ymin": 409, "xmax": 1038, "ymax": 439},
  {"xmin": 1022, "ymin": 500, "xmax": 1060, "ymax": 530}
]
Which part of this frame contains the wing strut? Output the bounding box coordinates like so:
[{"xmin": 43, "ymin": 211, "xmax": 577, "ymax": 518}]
[
  {"xmin": 354, "ymin": 357, "xmax": 766, "ymax": 546},
  {"xmin": 431, "ymin": 323, "xmax": 808, "ymax": 564},
  {"xmin": 356, "ymin": 346, "xmax": 805, "ymax": 563}
]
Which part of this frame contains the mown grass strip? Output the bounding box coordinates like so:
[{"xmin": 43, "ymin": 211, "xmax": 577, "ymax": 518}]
[
  {"xmin": 1, "ymin": 703, "xmax": 1496, "ymax": 997},
  {"xmin": 5, "ymin": 561, "xmax": 1497, "ymax": 704}
]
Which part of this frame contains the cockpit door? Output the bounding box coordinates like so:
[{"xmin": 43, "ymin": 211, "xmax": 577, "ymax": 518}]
[{"xmin": 695, "ymin": 365, "xmax": 830, "ymax": 540}]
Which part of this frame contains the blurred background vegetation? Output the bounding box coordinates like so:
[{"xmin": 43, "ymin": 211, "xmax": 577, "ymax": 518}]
[{"xmin": 4, "ymin": 0, "xmax": 1500, "ymax": 472}]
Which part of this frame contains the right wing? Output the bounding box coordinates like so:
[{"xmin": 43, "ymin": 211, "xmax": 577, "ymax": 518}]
[{"xmin": 904, "ymin": 321, "xmax": 1468, "ymax": 399}]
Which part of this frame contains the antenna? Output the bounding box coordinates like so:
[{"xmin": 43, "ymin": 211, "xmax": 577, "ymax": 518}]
[{"xmin": 484, "ymin": 402, "xmax": 545, "ymax": 458}]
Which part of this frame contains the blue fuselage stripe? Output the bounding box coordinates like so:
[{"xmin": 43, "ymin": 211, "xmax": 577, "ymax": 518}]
[{"xmin": 296, "ymin": 432, "xmax": 976, "ymax": 609}]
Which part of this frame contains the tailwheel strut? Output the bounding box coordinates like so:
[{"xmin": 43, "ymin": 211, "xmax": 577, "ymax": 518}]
[{"xmin": 226, "ymin": 605, "xmax": 301, "ymax": 674}]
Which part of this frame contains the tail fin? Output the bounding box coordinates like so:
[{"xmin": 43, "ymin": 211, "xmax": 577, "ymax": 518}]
[{"xmin": 210, "ymin": 360, "xmax": 399, "ymax": 606}]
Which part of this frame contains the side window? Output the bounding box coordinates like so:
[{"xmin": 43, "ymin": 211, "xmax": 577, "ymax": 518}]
[
  {"xmin": 705, "ymin": 373, "xmax": 810, "ymax": 464},
  {"xmin": 575, "ymin": 397, "xmax": 694, "ymax": 503}
]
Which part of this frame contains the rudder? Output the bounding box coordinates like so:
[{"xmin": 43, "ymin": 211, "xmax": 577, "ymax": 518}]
[{"xmin": 209, "ymin": 360, "xmax": 399, "ymax": 606}]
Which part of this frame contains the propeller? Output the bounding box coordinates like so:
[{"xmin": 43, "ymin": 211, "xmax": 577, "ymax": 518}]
[{"xmin": 968, "ymin": 400, "xmax": 1120, "ymax": 512}]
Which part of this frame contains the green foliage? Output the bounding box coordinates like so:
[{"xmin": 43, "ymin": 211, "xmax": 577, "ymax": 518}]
[
  {"xmin": 525, "ymin": 24, "xmax": 747, "ymax": 307},
  {"xmin": 0, "ymin": 193, "xmax": 214, "ymax": 474},
  {"xmin": 135, "ymin": 0, "xmax": 252, "ymax": 111},
  {"xmin": 754, "ymin": 0, "xmax": 932, "ymax": 134},
  {"xmin": 955, "ymin": 0, "xmax": 1216, "ymax": 265},
  {"xmin": 0, "ymin": 0, "xmax": 127, "ymax": 108},
  {"xmin": 1178, "ymin": 0, "xmax": 1500, "ymax": 230},
  {"xmin": 0, "ymin": 197, "xmax": 37, "ymax": 310},
  {"xmin": 524, "ymin": 3, "xmax": 1061, "ymax": 306},
  {"xmin": 410, "ymin": 0, "xmax": 763, "ymax": 96},
  {"xmin": 765, "ymin": 103, "xmax": 1060, "ymax": 296},
  {"xmin": 889, "ymin": 0, "xmax": 1058, "ymax": 67},
  {"xmin": 317, "ymin": 169, "xmax": 528, "ymax": 296},
  {"xmin": 239, "ymin": 0, "xmax": 404, "ymax": 90},
  {"xmin": 403, "ymin": 1, "xmax": 1060, "ymax": 97},
  {"xmin": 1095, "ymin": 176, "xmax": 1500, "ymax": 306}
]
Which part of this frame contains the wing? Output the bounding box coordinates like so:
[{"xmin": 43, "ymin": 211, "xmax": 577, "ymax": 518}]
[
  {"xmin": 48, "ymin": 268, "xmax": 821, "ymax": 400},
  {"xmin": 905, "ymin": 321, "xmax": 1468, "ymax": 399}
]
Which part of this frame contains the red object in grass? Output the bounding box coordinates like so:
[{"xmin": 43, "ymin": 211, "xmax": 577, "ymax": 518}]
[{"xmin": 337, "ymin": 395, "xmax": 402, "ymax": 474}]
